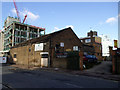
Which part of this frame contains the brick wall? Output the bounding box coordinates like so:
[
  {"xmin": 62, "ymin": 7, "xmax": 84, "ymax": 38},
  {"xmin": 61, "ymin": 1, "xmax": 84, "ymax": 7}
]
[{"xmin": 10, "ymin": 28, "xmax": 95, "ymax": 69}]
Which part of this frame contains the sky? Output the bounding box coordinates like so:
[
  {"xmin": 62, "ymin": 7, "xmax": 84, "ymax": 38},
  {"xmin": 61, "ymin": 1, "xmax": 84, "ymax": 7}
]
[{"xmin": 1, "ymin": 2, "xmax": 118, "ymax": 45}]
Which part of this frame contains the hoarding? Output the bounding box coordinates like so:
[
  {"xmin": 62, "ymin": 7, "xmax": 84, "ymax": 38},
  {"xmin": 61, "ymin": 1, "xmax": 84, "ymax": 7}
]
[
  {"xmin": 35, "ymin": 43, "xmax": 44, "ymax": 51},
  {"xmin": 95, "ymin": 37, "xmax": 101, "ymax": 44},
  {"xmin": 0, "ymin": 57, "xmax": 7, "ymax": 63}
]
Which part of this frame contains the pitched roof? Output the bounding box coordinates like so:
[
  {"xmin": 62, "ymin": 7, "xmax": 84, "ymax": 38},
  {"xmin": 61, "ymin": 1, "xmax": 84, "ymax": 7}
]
[{"xmin": 11, "ymin": 27, "xmax": 73, "ymax": 48}]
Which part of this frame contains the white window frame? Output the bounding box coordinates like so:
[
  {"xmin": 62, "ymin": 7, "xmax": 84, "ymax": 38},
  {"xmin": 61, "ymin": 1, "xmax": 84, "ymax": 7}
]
[{"xmin": 73, "ymin": 46, "xmax": 78, "ymax": 51}]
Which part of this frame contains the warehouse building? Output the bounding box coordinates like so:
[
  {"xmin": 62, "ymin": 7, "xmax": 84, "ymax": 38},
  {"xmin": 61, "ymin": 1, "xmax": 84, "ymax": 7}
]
[{"xmin": 10, "ymin": 27, "xmax": 94, "ymax": 68}]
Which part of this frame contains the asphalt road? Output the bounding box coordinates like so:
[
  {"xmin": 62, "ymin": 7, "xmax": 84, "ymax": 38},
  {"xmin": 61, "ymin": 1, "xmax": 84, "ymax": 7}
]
[
  {"xmin": 1, "ymin": 64, "xmax": 119, "ymax": 89},
  {"xmin": 85, "ymin": 61, "xmax": 112, "ymax": 74}
]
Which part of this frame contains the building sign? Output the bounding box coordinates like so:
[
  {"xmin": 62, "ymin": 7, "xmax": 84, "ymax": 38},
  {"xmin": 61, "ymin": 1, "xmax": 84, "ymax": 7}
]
[
  {"xmin": 60, "ymin": 42, "xmax": 64, "ymax": 47},
  {"xmin": 35, "ymin": 43, "xmax": 44, "ymax": 51},
  {"xmin": 56, "ymin": 52, "xmax": 68, "ymax": 58},
  {"xmin": 0, "ymin": 57, "xmax": 7, "ymax": 63},
  {"xmin": 95, "ymin": 37, "xmax": 101, "ymax": 44},
  {"xmin": 66, "ymin": 49, "xmax": 71, "ymax": 52},
  {"xmin": 114, "ymin": 40, "xmax": 118, "ymax": 48}
]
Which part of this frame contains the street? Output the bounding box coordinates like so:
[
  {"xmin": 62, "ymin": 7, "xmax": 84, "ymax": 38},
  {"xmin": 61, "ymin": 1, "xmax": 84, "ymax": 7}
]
[{"xmin": 1, "ymin": 64, "xmax": 119, "ymax": 89}]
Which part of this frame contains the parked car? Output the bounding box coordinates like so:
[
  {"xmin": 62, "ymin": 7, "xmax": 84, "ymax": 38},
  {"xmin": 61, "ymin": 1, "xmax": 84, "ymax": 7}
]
[{"xmin": 83, "ymin": 55, "xmax": 97, "ymax": 63}]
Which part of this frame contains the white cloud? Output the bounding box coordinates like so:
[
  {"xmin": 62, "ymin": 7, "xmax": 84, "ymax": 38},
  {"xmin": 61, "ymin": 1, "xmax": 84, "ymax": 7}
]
[
  {"xmin": 11, "ymin": 8, "xmax": 16, "ymax": 14},
  {"xmin": 65, "ymin": 25, "xmax": 74, "ymax": 29},
  {"xmin": 52, "ymin": 27, "xmax": 60, "ymax": 32},
  {"xmin": 52, "ymin": 25, "xmax": 74, "ymax": 33},
  {"xmin": 11, "ymin": 8, "xmax": 40, "ymax": 21},
  {"xmin": 106, "ymin": 17, "xmax": 117, "ymax": 23},
  {"xmin": 20, "ymin": 10, "xmax": 40, "ymax": 21},
  {"xmin": 22, "ymin": 10, "xmax": 40, "ymax": 20}
]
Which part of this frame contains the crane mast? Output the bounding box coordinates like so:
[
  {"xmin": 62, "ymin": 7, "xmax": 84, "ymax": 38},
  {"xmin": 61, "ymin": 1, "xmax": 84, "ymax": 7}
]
[
  {"xmin": 13, "ymin": 0, "xmax": 27, "ymax": 23},
  {"xmin": 13, "ymin": 0, "xmax": 21, "ymax": 22}
]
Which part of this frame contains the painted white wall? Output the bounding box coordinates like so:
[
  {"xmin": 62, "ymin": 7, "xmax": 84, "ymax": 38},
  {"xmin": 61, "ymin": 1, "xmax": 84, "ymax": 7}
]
[{"xmin": 100, "ymin": 35, "xmax": 112, "ymax": 56}]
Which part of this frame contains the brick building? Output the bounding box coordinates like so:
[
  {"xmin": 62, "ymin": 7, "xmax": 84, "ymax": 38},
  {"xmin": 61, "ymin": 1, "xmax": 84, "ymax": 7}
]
[
  {"xmin": 10, "ymin": 27, "xmax": 94, "ymax": 68},
  {"xmin": 80, "ymin": 30, "xmax": 102, "ymax": 60}
]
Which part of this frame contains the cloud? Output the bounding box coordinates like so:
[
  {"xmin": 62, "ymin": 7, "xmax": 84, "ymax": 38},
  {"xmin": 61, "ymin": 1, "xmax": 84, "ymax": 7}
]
[
  {"xmin": 52, "ymin": 25, "xmax": 74, "ymax": 33},
  {"xmin": 21, "ymin": 10, "xmax": 40, "ymax": 21},
  {"xmin": 106, "ymin": 17, "xmax": 117, "ymax": 23},
  {"xmin": 52, "ymin": 27, "xmax": 60, "ymax": 32},
  {"xmin": 65, "ymin": 25, "xmax": 74, "ymax": 29},
  {"xmin": 11, "ymin": 8, "xmax": 16, "ymax": 14},
  {"xmin": 11, "ymin": 8, "xmax": 40, "ymax": 21}
]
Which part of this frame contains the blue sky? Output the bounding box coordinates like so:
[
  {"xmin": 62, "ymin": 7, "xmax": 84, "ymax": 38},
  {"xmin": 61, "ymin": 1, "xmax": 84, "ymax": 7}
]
[{"xmin": 1, "ymin": 2, "xmax": 118, "ymax": 41}]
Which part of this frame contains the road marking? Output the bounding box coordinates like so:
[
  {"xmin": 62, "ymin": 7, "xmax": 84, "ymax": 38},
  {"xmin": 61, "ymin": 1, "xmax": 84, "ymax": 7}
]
[{"xmin": 65, "ymin": 83, "xmax": 83, "ymax": 88}]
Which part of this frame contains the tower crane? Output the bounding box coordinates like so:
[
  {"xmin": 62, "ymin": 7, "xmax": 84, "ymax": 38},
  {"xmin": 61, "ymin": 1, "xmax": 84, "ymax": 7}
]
[{"xmin": 13, "ymin": 0, "xmax": 27, "ymax": 23}]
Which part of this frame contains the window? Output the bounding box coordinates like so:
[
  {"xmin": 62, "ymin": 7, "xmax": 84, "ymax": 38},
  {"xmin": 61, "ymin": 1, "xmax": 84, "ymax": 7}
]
[
  {"xmin": 55, "ymin": 44, "xmax": 60, "ymax": 53},
  {"xmin": 97, "ymin": 53, "xmax": 99, "ymax": 56},
  {"xmin": 84, "ymin": 52, "xmax": 87, "ymax": 55},
  {"xmin": 73, "ymin": 46, "xmax": 78, "ymax": 51},
  {"xmin": 100, "ymin": 46, "xmax": 102, "ymax": 51},
  {"xmin": 85, "ymin": 39, "xmax": 91, "ymax": 43},
  {"xmin": 14, "ymin": 54, "xmax": 17, "ymax": 58}
]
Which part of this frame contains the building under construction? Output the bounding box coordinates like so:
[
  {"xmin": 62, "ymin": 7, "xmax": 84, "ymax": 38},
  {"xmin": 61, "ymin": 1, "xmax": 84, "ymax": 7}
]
[{"xmin": 3, "ymin": 16, "xmax": 45, "ymax": 51}]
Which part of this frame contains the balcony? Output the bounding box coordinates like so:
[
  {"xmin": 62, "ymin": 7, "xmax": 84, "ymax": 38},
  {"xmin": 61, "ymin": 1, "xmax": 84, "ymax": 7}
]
[
  {"xmin": 5, "ymin": 41, "xmax": 11, "ymax": 46},
  {"xmin": 4, "ymin": 47, "xmax": 10, "ymax": 51},
  {"xmin": 23, "ymin": 29, "xmax": 27, "ymax": 32},
  {"xmin": 15, "ymin": 28, "xmax": 19, "ymax": 31},
  {"xmin": 4, "ymin": 34, "xmax": 12, "ymax": 40},
  {"xmin": 21, "ymin": 29, "xmax": 24, "ymax": 32},
  {"xmin": 4, "ymin": 27, "xmax": 12, "ymax": 34}
]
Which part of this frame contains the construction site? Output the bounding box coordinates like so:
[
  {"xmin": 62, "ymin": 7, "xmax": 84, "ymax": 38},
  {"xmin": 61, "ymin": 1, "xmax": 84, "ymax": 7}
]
[
  {"xmin": 4, "ymin": 16, "xmax": 45, "ymax": 51},
  {"xmin": 0, "ymin": 0, "xmax": 46, "ymax": 54}
]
